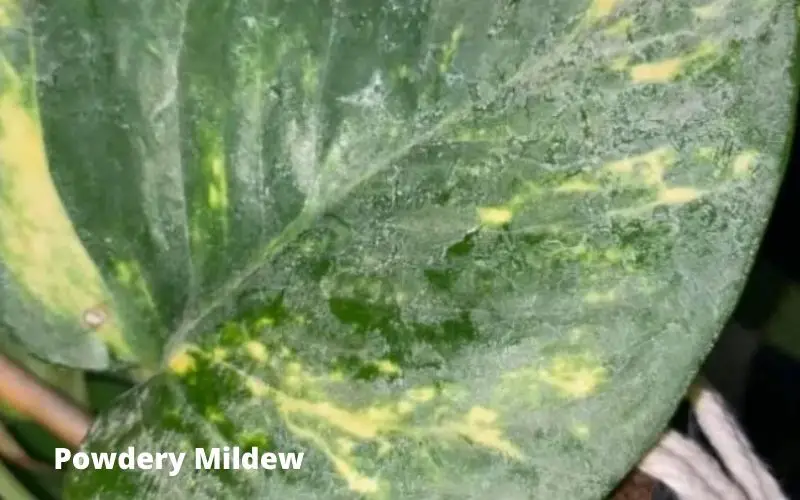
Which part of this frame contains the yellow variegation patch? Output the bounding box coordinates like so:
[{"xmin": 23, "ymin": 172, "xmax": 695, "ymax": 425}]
[
  {"xmin": 177, "ymin": 313, "xmax": 525, "ymax": 497},
  {"xmin": 587, "ymin": 0, "xmax": 622, "ymax": 22},
  {"xmin": 538, "ymin": 353, "xmax": 607, "ymax": 399},
  {"xmin": 477, "ymin": 206, "xmax": 513, "ymax": 226},
  {"xmin": 167, "ymin": 344, "xmax": 197, "ymax": 375},
  {"xmin": 630, "ymin": 41, "xmax": 720, "ymax": 83}
]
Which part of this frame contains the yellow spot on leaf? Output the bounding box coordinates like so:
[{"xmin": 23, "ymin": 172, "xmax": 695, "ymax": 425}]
[
  {"xmin": 191, "ymin": 124, "xmax": 229, "ymax": 254},
  {"xmin": 342, "ymin": 470, "xmax": 379, "ymax": 494},
  {"xmin": 731, "ymin": 150, "xmax": 758, "ymax": 178},
  {"xmin": 407, "ymin": 386, "xmax": 436, "ymax": 402},
  {"xmin": 587, "ymin": 0, "xmax": 621, "ymax": 21},
  {"xmin": 168, "ymin": 347, "xmax": 196, "ymax": 376},
  {"xmin": 284, "ymin": 375, "xmax": 302, "ymax": 389},
  {"xmin": 208, "ymin": 184, "xmax": 223, "ymax": 209},
  {"xmin": 630, "ymin": 57, "xmax": 684, "ymax": 83},
  {"xmin": 207, "ymin": 152, "xmax": 228, "ymax": 211},
  {"xmin": 452, "ymin": 410, "xmax": 524, "ymax": 460},
  {"xmin": 253, "ymin": 315, "xmax": 275, "ymax": 330},
  {"xmin": 0, "ymin": 9, "xmax": 12, "ymax": 27},
  {"xmin": 245, "ymin": 341, "xmax": 269, "ymax": 363},
  {"xmin": 0, "ymin": 0, "xmax": 20, "ymax": 27},
  {"xmin": 114, "ymin": 261, "xmax": 134, "ymax": 284},
  {"xmin": 539, "ymin": 354, "xmax": 607, "ymax": 399},
  {"xmin": 572, "ymin": 423, "xmax": 591, "ymax": 439},
  {"xmin": 604, "ymin": 16, "xmax": 633, "ymax": 37},
  {"xmin": 465, "ymin": 406, "xmax": 498, "ymax": 425},
  {"xmin": 585, "ymin": 290, "xmax": 616, "ymax": 303},
  {"xmin": 211, "ymin": 347, "xmax": 228, "ymax": 363},
  {"xmin": 374, "ymin": 359, "xmax": 401, "ymax": 375},
  {"xmin": 478, "ymin": 206, "xmax": 513, "ymax": 226},
  {"xmin": 604, "ymin": 147, "xmax": 676, "ymax": 186},
  {"xmin": 112, "ymin": 260, "xmax": 158, "ymax": 310},
  {"xmin": 278, "ymin": 398, "xmax": 397, "ymax": 440},
  {"xmin": 396, "ymin": 401, "xmax": 414, "ymax": 415},
  {"xmin": 554, "ymin": 178, "xmax": 600, "ymax": 193},
  {"xmin": 439, "ymin": 24, "xmax": 464, "ymax": 73},
  {"xmin": 630, "ymin": 42, "xmax": 719, "ymax": 84},
  {"xmin": 657, "ymin": 187, "xmax": 701, "ymax": 205},
  {"xmin": 204, "ymin": 336, "xmax": 525, "ymax": 493}
]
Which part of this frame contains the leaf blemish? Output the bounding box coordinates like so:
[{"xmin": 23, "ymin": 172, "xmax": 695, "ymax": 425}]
[
  {"xmin": 538, "ymin": 354, "xmax": 607, "ymax": 399},
  {"xmin": 82, "ymin": 304, "xmax": 109, "ymax": 329},
  {"xmin": 244, "ymin": 340, "xmax": 269, "ymax": 363},
  {"xmin": 167, "ymin": 345, "xmax": 197, "ymax": 376},
  {"xmin": 630, "ymin": 57, "xmax": 684, "ymax": 83},
  {"xmin": 587, "ymin": 0, "xmax": 622, "ymax": 21},
  {"xmin": 630, "ymin": 41, "xmax": 719, "ymax": 83},
  {"xmin": 477, "ymin": 206, "xmax": 513, "ymax": 226}
]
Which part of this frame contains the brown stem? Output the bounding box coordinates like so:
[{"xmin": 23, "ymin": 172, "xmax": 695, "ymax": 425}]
[{"xmin": 0, "ymin": 352, "xmax": 91, "ymax": 448}]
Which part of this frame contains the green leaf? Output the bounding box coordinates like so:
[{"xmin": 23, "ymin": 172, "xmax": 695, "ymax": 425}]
[
  {"xmin": 5, "ymin": 0, "xmax": 799, "ymax": 497},
  {"xmin": 0, "ymin": 0, "xmax": 130, "ymax": 369},
  {"xmin": 0, "ymin": 460, "xmax": 38, "ymax": 500}
]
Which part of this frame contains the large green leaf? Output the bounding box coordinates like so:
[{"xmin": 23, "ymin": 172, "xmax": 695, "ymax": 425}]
[{"xmin": 2, "ymin": 0, "xmax": 798, "ymax": 497}]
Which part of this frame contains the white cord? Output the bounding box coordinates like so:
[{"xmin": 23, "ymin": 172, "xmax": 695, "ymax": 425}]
[{"xmin": 637, "ymin": 381, "xmax": 787, "ymax": 500}]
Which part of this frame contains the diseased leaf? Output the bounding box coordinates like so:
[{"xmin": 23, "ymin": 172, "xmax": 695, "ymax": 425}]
[
  {"xmin": 3, "ymin": 0, "xmax": 798, "ymax": 498},
  {"xmin": 0, "ymin": 0, "xmax": 132, "ymax": 369}
]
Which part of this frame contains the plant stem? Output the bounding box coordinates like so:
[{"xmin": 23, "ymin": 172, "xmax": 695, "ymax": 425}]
[
  {"xmin": 0, "ymin": 460, "xmax": 37, "ymax": 500},
  {"xmin": 0, "ymin": 353, "xmax": 91, "ymax": 448},
  {"xmin": 0, "ymin": 338, "xmax": 91, "ymax": 409}
]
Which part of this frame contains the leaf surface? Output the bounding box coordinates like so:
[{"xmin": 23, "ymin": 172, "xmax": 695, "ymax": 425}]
[
  {"xmin": 0, "ymin": 0, "xmax": 127, "ymax": 369},
  {"xmin": 4, "ymin": 0, "xmax": 799, "ymax": 498}
]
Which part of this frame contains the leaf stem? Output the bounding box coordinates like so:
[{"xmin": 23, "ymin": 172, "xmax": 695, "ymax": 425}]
[
  {"xmin": 0, "ymin": 353, "xmax": 91, "ymax": 448},
  {"xmin": 0, "ymin": 460, "xmax": 37, "ymax": 500}
]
